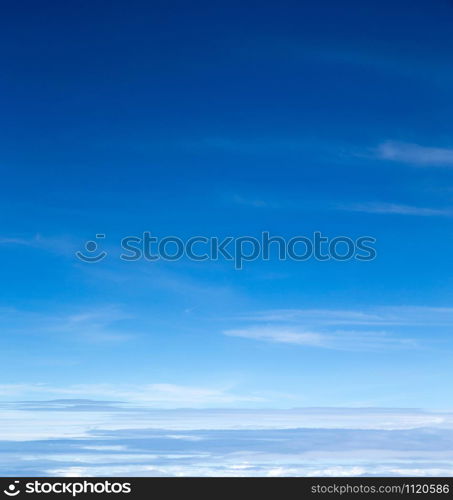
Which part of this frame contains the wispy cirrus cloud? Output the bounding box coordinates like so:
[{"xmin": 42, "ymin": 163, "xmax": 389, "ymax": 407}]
[
  {"xmin": 225, "ymin": 327, "xmax": 325, "ymax": 347},
  {"xmin": 0, "ymin": 383, "xmax": 264, "ymax": 407},
  {"xmin": 237, "ymin": 306, "xmax": 453, "ymax": 327},
  {"xmin": 0, "ymin": 236, "xmax": 34, "ymax": 246},
  {"xmin": 339, "ymin": 202, "xmax": 453, "ymax": 217},
  {"xmin": 232, "ymin": 195, "xmax": 270, "ymax": 208},
  {"xmin": 225, "ymin": 306, "xmax": 453, "ymax": 351},
  {"xmin": 51, "ymin": 308, "xmax": 135, "ymax": 343},
  {"xmin": 0, "ymin": 233, "xmax": 78, "ymax": 255},
  {"xmin": 224, "ymin": 326, "xmax": 416, "ymax": 351},
  {"xmin": 375, "ymin": 141, "xmax": 453, "ymax": 166},
  {"xmin": 0, "ymin": 306, "xmax": 136, "ymax": 343}
]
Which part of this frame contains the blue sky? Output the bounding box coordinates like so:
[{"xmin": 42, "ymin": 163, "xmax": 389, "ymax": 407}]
[{"xmin": 1, "ymin": 0, "xmax": 453, "ymax": 410}]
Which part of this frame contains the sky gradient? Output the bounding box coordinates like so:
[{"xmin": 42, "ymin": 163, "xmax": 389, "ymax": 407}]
[{"xmin": 1, "ymin": 0, "xmax": 453, "ymax": 462}]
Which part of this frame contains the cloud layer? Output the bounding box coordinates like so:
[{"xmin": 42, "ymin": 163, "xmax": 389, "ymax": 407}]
[{"xmin": 1, "ymin": 403, "xmax": 453, "ymax": 477}]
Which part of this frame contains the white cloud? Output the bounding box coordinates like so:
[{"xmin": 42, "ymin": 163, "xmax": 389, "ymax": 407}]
[
  {"xmin": 1, "ymin": 306, "xmax": 136, "ymax": 343},
  {"xmin": 0, "ymin": 383, "xmax": 264, "ymax": 407},
  {"xmin": 0, "ymin": 236, "xmax": 34, "ymax": 246},
  {"xmin": 341, "ymin": 202, "xmax": 453, "ymax": 216},
  {"xmin": 232, "ymin": 195, "xmax": 269, "ymax": 208},
  {"xmin": 239, "ymin": 306, "xmax": 453, "ymax": 326},
  {"xmin": 43, "ymin": 463, "xmax": 453, "ymax": 478},
  {"xmin": 376, "ymin": 141, "xmax": 453, "ymax": 166},
  {"xmin": 1, "ymin": 405, "xmax": 453, "ymax": 476},
  {"xmin": 0, "ymin": 233, "xmax": 77, "ymax": 254},
  {"xmin": 225, "ymin": 326, "xmax": 325, "ymax": 346},
  {"xmin": 226, "ymin": 305, "xmax": 453, "ymax": 351},
  {"xmin": 224, "ymin": 326, "xmax": 416, "ymax": 351}
]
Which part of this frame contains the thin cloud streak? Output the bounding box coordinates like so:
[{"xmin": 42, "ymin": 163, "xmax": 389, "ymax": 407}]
[
  {"xmin": 238, "ymin": 306, "xmax": 453, "ymax": 327},
  {"xmin": 224, "ymin": 326, "xmax": 417, "ymax": 351},
  {"xmin": 376, "ymin": 141, "xmax": 453, "ymax": 166},
  {"xmin": 0, "ymin": 233, "xmax": 78, "ymax": 255},
  {"xmin": 340, "ymin": 202, "xmax": 453, "ymax": 217},
  {"xmin": 0, "ymin": 383, "xmax": 264, "ymax": 406},
  {"xmin": 1, "ymin": 306, "xmax": 137, "ymax": 344}
]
